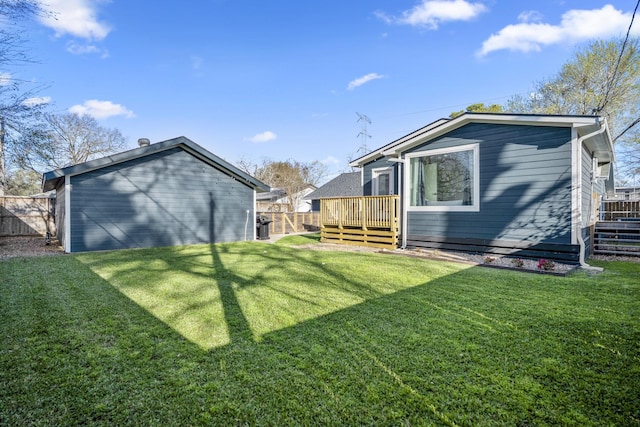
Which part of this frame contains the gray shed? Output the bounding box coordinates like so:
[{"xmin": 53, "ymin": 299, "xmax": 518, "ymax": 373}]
[{"xmin": 42, "ymin": 136, "xmax": 269, "ymax": 253}]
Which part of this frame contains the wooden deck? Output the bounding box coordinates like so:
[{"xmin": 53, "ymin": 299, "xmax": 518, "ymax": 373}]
[
  {"xmin": 593, "ymin": 221, "xmax": 640, "ymax": 257},
  {"xmin": 594, "ymin": 200, "xmax": 640, "ymax": 257},
  {"xmin": 320, "ymin": 195, "xmax": 399, "ymax": 249},
  {"xmin": 600, "ymin": 200, "xmax": 640, "ymax": 221}
]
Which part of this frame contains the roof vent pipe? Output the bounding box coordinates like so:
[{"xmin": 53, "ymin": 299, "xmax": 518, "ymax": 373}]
[{"xmin": 138, "ymin": 138, "xmax": 151, "ymax": 147}]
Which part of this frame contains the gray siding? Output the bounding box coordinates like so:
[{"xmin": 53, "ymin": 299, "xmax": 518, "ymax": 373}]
[
  {"xmin": 581, "ymin": 145, "xmax": 594, "ymax": 227},
  {"xmin": 362, "ymin": 158, "xmax": 398, "ymax": 196},
  {"xmin": 406, "ymin": 123, "xmax": 575, "ymax": 256},
  {"xmin": 69, "ymin": 148, "xmax": 254, "ymax": 252},
  {"xmin": 581, "ymin": 145, "xmax": 593, "ymax": 256},
  {"xmin": 580, "ymin": 144, "xmax": 607, "ymax": 258}
]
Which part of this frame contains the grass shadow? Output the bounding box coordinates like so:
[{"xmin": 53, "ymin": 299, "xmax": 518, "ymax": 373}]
[
  {"xmin": 75, "ymin": 241, "xmax": 464, "ymax": 349},
  {"xmin": 3, "ymin": 253, "xmax": 638, "ymax": 425}
]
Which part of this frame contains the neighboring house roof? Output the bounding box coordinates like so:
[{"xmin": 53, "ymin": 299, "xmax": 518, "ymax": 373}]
[
  {"xmin": 27, "ymin": 191, "xmax": 56, "ymax": 198},
  {"xmin": 349, "ymin": 112, "xmax": 614, "ymax": 168},
  {"xmin": 305, "ymin": 172, "xmax": 362, "ymax": 200},
  {"xmin": 256, "ymin": 185, "xmax": 316, "ymax": 202},
  {"xmin": 256, "ymin": 188, "xmax": 288, "ymax": 202},
  {"xmin": 42, "ymin": 136, "xmax": 270, "ymax": 193}
]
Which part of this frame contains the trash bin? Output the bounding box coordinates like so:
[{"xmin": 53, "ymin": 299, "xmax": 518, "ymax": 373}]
[{"xmin": 256, "ymin": 215, "xmax": 272, "ymax": 240}]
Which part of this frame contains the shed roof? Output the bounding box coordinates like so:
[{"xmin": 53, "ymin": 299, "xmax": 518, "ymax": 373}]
[
  {"xmin": 304, "ymin": 172, "xmax": 362, "ymax": 200},
  {"xmin": 42, "ymin": 136, "xmax": 270, "ymax": 193}
]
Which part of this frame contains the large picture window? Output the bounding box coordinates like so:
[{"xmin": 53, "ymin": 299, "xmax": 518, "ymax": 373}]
[{"xmin": 407, "ymin": 144, "xmax": 479, "ymax": 211}]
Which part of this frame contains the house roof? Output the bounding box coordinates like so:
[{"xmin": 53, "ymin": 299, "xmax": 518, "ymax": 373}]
[
  {"xmin": 41, "ymin": 136, "xmax": 270, "ymax": 193},
  {"xmin": 349, "ymin": 113, "xmax": 614, "ymax": 168},
  {"xmin": 257, "ymin": 185, "xmax": 317, "ymax": 202},
  {"xmin": 256, "ymin": 188, "xmax": 287, "ymax": 202},
  {"xmin": 304, "ymin": 172, "xmax": 362, "ymax": 200}
]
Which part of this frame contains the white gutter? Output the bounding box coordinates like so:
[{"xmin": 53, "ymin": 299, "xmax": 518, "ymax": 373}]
[{"xmin": 575, "ymin": 122, "xmax": 607, "ymax": 272}]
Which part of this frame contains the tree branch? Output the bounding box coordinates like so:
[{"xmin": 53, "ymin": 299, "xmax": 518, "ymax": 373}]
[{"xmin": 613, "ymin": 116, "xmax": 640, "ymax": 143}]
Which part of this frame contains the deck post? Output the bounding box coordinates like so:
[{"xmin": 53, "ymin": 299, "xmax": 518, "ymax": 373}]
[{"xmin": 361, "ymin": 197, "xmax": 367, "ymax": 231}]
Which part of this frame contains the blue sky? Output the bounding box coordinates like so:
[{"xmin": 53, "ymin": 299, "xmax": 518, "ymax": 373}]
[{"xmin": 16, "ymin": 0, "xmax": 640, "ymax": 180}]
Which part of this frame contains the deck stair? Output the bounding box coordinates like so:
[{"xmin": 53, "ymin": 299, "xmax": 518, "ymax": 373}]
[{"xmin": 593, "ymin": 221, "xmax": 640, "ymax": 257}]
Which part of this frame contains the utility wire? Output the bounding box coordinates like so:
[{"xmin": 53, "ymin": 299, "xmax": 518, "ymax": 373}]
[{"xmin": 596, "ymin": 0, "xmax": 639, "ymax": 113}]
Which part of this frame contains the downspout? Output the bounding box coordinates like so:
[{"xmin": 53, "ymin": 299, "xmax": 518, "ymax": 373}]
[
  {"xmin": 575, "ymin": 123, "xmax": 607, "ymax": 272},
  {"xmin": 388, "ymin": 156, "xmax": 407, "ymax": 249}
]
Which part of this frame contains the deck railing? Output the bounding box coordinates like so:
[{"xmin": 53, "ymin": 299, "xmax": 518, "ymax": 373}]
[
  {"xmin": 320, "ymin": 195, "xmax": 399, "ymax": 249},
  {"xmin": 600, "ymin": 200, "xmax": 640, "ymax": 221},
  {"xmin": 320, "ymin": 195, "xmax": 399, "ymax": 229}
]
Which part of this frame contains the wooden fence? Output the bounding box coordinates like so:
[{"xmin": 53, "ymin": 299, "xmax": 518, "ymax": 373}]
[
  {"xmin": 600, "ymin": 200, "xmax": 640, "ymax": 221},
  {"xmin": 0, "ymin": 196, "xmax": 55, "ymax": 237},
  {"xmin": 257, "ymin": 211, "xmax": 321, "ymax": 235}
]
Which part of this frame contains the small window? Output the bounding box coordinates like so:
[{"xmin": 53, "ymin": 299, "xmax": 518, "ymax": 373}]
[
  {"xmin": 372, "ymin": 168, "xmax": 394, "ymax": 196},
  {"xmin": 407, "ymin": 144, "xmax": 479, "ymax": 211}
]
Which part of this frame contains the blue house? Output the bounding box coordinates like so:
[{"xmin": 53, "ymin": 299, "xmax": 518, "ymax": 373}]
[
  {"xmin": 349, "ymin": 113, "xmax": 615, "ymax": 262},
  {"xmin": 42, "ymin": 136, "xmax": 269, "ymax": 253}
]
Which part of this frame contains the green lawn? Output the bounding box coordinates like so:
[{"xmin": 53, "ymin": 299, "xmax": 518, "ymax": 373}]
[{"xmin": 1, "ymin": 236, "xmax": 639, "ymax": 426}]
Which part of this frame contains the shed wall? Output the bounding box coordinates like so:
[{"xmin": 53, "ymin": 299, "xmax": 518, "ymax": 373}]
[
  {"xmin": 68, "ymin": 148, "xmax": 254, "ymax": 252},
  {"xmin": 404, "ymin": 123, "xmax": 577, "ymax": 259}
]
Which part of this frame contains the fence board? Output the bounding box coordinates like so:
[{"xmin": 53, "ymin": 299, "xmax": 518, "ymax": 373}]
[
  {"xmin": 257, "ymin": 211, "xmax": 321, "ymax": 235},
  {"xmin": 0, "ymin": 196, "xmax": 55, "ymax": 237}
]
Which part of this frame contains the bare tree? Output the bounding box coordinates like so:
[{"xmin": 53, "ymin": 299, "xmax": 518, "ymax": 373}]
[
  {"xmin": 0, "ymin": 0, "xmax": 49, "ymax": 194},
  {"xmin": 239, "ymin": 158, "xmax": 327, "ymax": 212},
  {"xmin": 17, "ymin": 113, "xmax": 128, "ymax": 171}
]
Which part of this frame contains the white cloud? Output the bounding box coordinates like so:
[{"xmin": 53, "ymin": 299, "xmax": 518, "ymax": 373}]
[
  {"xmin": 69, "ymin": 100, "xmax": 135, "ymax": 119},
  {"xmin": 377, "ymin": 0, "xmax": 487, "ymax": 29},
  {"xmin": 478, "ymin": 5, "xmax": 639, "ymax": 56},
  {"xmin": 347, "ymin": 73, "xmax": 385, "ymax": 90},
  {"xmin": 66, "ymin": 41, "xmax": 108, "ymax": 57},
  {"xmin": 38, "ymin": 0, "xmax": 111, "ymax": 40},
  {"xmin": 246, "ymin": 131, "xmax": 277, "ymax": 143},
  {"xmin": 321, "ymin": 156, "xmax": 340, "ymax": 166},
  {"xmin": 0, "ymin": 72, "xmax": 12, "ymax": 86},
  {"xmin": 22, "ymin": 96, "xmax": 52, "ymax": 106},
  {"xmin": 517, "ymin": 10, "xmax": 543, "ymax": 23}
]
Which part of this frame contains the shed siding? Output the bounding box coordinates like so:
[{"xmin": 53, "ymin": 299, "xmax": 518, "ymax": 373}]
[
  {"xmin": 69, "ymin": 148, "xmax": 253, "ymax": 252},
  {"xmin": 363, "ymin": 158, "xmax": 398, "ymax": 196},
  {"xmin": 405, "ymin": 123, "xmax": 576, "ymax": 257}
]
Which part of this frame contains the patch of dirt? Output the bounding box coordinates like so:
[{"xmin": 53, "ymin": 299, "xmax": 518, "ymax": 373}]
[{"xmin": 0, "ymin": 236, "xmax": 64, "ymax": 260}]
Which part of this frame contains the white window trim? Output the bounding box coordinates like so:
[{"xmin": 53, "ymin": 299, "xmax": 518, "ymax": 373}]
[
  {"xmin": 65, "ymin": 175, "xmax": 71, "ymax": 253},
  {"xmin": 372, "ymin": 167, "xmax": 394, "ymax": 196},
  {"xmin": 405, "ymin": 143, "xmax": 480, "ymax": 212}
]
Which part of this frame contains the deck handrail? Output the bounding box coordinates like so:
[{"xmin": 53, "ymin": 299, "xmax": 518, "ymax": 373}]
[
  {"xmin": 320, "ymin": 195, "xmax": 399, "ymax": 230},
  {"xmin": 600, "ymin": 200, "xmax": 640, "ymax": 221}
]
